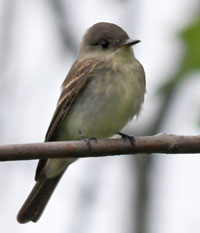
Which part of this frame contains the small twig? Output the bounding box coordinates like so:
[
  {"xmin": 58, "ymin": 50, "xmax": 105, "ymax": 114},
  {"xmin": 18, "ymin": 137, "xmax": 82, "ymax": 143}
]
[{"xmin": 0, "ymin": 134, "xmax": 200, "ymax": 161}]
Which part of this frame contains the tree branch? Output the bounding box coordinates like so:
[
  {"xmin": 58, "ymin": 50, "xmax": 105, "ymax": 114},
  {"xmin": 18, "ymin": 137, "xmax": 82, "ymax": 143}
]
[{"xmin": 0, "ymin": 134, "xmax": 200, "ymax": 161}]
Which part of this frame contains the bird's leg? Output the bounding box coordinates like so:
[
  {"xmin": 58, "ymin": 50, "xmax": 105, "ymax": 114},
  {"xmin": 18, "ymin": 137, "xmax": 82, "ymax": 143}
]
[
  {"xmin": 117, "ymin": 132, "xmax": 135, "ymax": 147},
  {"xmin": 79, "ymin": 130, "xmax": 98, "ymax": 150},
  {"xmin": 83, "ymin": 137, "xmax": 97, "ymax": 151}
]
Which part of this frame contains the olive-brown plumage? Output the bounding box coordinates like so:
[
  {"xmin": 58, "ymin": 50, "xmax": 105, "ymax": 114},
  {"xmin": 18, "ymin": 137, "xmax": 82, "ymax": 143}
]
[{"xmin": 17, "ymin": 22, "xmax": 145, "ymax": 223}]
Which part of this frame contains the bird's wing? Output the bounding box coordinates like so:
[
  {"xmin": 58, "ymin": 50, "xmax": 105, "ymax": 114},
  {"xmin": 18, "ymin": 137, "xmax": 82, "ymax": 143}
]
[{"xmin": 35, "ymin": 58, "xmax": 97, "ymax": 180}]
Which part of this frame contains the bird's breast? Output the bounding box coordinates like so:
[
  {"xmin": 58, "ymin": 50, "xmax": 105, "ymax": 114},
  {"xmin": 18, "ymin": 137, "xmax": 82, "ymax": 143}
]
[{"xmin": 57, "ymin": 59, "xmax": 145, "ymax": 140}]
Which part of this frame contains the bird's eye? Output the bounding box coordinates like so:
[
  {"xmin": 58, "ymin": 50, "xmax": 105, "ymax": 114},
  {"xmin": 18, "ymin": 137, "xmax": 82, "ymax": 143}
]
[{"xmin": 100, "ymin": 40, "xmax": 109, "ymax": 49}]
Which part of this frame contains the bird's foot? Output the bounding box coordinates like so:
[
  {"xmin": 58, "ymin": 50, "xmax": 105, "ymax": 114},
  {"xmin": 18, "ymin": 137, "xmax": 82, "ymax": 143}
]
[
  {"xmin": 118, "ymin": 132, "xmax": 135, "ymax": 147},
  {"xmin": 83, "ymin": 137, "xmax": 97, "ymax": 151}
]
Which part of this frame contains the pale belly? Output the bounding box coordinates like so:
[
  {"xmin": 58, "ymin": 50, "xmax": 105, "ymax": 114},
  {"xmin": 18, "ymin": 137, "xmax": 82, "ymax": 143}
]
[
  {"xmin": 45, "ymin": 59, "xmax": 145, "ymax": 178},
  {"xmin": 57, "ymin": 64, "xmax": 145, "ymax": 141}
]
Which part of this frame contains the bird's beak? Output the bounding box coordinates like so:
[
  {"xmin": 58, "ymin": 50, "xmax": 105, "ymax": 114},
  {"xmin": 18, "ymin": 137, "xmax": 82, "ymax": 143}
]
[{"xmin": 122, "ymin": 39, "xmax": 141, "ymax": 47}]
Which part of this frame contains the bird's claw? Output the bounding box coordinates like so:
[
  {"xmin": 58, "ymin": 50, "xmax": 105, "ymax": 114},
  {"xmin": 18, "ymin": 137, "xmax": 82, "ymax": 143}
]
[
  {"xmin": 83, "ymin": 137, "xmax": 97, "ymax": 150},
  {"xmin": 118, "ymin": 132, "xmax": 135, "ymax": 147}
]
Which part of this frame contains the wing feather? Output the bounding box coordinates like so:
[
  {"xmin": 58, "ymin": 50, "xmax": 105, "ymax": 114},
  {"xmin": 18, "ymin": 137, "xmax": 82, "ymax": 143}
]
[{"xmin": 35, "ymin": 58, "xmax": 97, "ymax": 180}]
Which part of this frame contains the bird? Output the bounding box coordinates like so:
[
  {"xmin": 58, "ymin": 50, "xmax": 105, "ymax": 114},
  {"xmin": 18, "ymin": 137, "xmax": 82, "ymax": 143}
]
[{"xmin": 17, "ymin": 22, "xmax": 146, "ymax": 223}]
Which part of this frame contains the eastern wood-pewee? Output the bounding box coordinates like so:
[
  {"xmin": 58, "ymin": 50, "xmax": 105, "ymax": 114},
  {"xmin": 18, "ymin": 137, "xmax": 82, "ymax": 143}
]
[{"xmin": 17, "ymin": 22, "xmax": 146, "ymax": 223}]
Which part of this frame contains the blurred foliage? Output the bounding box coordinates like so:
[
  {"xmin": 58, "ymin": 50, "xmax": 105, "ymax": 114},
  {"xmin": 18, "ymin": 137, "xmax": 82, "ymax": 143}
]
[
  {"xmin": 149, "ymin": 12, "xmax": 200, "ymax": 134},
  {"xmin": 160, "ymin": 13, "xmax": 200, "ymax": 93},
  {"xmin": 181, "ymin": 16, "xmax": 200, "ymax": 73}
]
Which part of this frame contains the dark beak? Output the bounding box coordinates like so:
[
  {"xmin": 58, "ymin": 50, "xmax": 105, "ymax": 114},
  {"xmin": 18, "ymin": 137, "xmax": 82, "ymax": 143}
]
[{"xmin": 122, "ymin": 39, "xmax": 141, "ymax": 47}]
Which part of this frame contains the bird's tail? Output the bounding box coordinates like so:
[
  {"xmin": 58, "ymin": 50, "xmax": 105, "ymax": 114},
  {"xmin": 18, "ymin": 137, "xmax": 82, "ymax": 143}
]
[{"xmin": 17, "ymin": 174, "xmax": 63, "ymax": 223}]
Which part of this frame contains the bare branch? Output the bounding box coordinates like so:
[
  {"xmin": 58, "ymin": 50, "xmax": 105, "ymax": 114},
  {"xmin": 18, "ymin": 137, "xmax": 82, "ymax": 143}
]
[{"xmin": 0, "ymin": 134, "xmax": 200, "ymax": 161}]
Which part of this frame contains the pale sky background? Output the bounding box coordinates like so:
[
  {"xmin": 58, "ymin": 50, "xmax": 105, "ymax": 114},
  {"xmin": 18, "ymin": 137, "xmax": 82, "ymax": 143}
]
[{"xmin": 0, "ymin": 0, "xmax": 200, "ymax": 233}]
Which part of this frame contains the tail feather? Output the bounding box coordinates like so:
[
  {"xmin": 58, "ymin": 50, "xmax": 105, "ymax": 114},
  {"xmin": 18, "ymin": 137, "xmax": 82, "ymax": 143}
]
[{"xmin": 17, "ymin": 174, "xmax": 63, "ymax": 223}]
